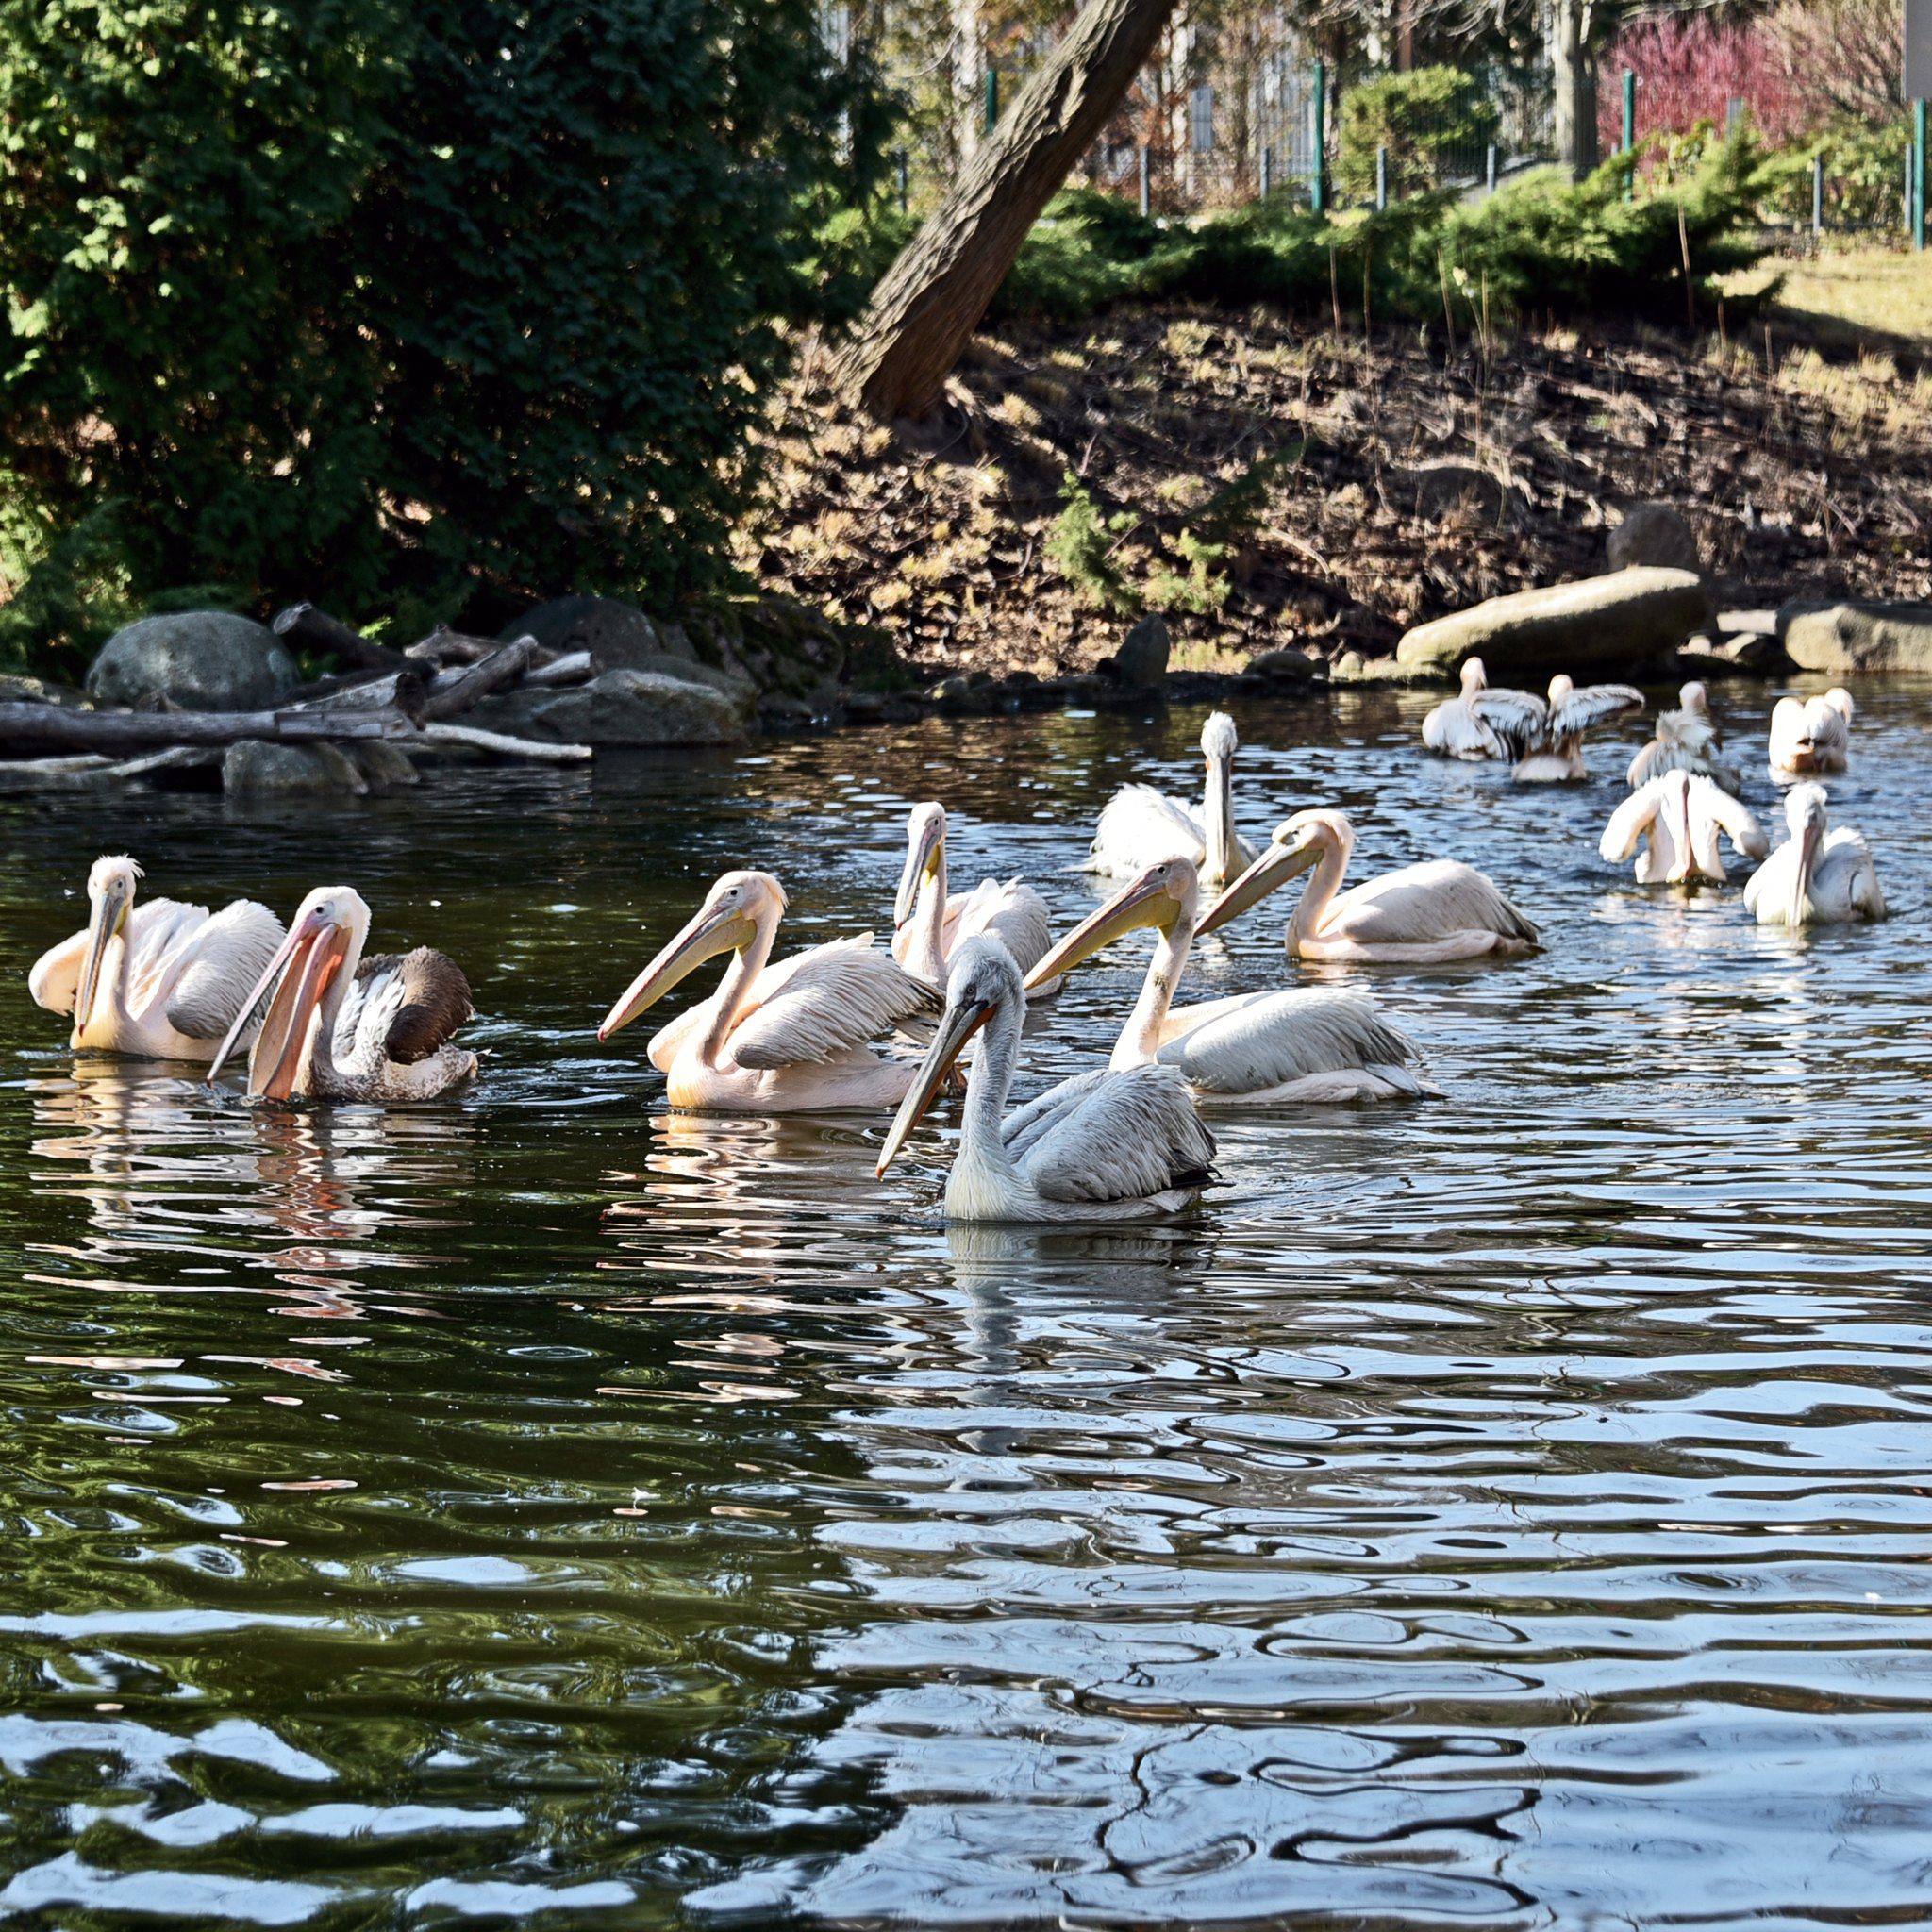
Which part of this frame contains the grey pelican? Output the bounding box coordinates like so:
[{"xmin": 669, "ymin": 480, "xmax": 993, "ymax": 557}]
[
  {"xmin": 1769, "ymin": 689, "xmax": 1854, "ymax": 780},
  {"xmin": 1023, "ymin": 857, "xmax": 1431, "ymax": 1102},
  {"xmin": 891, "ymin": 801, "xmax": 1057, "ymax": 991},
  {"xmin": 1421, "ymin": 658, "xmax": 1504, "ymax": 759},
  {"xmin": 1471, "ymin": 674, "xmax": 1644, "ymax": 781},
  {"xmin": 1600, "ymin": 771, "xmax": 1768, "ymax": 884},
  {"xmin": 1088, "ymin": 710, "xmax": 1259, "ymax": 884},
  {"xmin": 29, "ymin": 855, "xmax": 283, "ymax": 1061},
  {"xmin": 875, "ymin": 937, "xmax": 1216, "ymax": 1223},
  {"xmin": 1198, "ymin": 808, "xmax": 1538, "ymax": 963},
  {"xmin": 209, "ymin": 887, "xmax": 475, "ymax": 1101},
  {"xmin": 1627, "ymin": 681, "xmax": 1743, "ymax": 794},
  {"xmin": 1743, "ymin": 784, "xmax": 1884, "ymax": 926},
  {"xmin": 600, "ymin": 870, "xmax": 938, "ymax": 1111}
]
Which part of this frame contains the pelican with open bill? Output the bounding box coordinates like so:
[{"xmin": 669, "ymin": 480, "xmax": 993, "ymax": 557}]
[
  {"xmin": 875, "ymin": 936, "xmax": 1216, "ymax": 1224},
  {"xmin": 208, "ymin": 886, "xmax": 476, "ymax": 1101}
]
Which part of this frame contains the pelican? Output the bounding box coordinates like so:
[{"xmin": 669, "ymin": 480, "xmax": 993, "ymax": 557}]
[
  {"xmin": 1421, "ymin": 658, "xmax": 1505, "ymax": 759},
  {"xmin": 1768, "ymin": 688, "xmax": 1854, "ymax": 780},
  {"xmin": 1470, "ymin": 674, "xmax": 1644, "ymax": 781},
  {"xmin": 1599, "ymin": 770, "xmax": 1768, "ymax": 885},
  {"xmin": 1742, "ymin": 784, "xmax": 1884, "ymax": 926},
  {"xmin": 600, "ymin": 870, "xmax": 939, "ymax": 1111},
  {"xmin": 29, "ymin": 855, "xmax": 284, "ymax": 1061},
  {"xmin": 1197, "ymin": 808, "xmax": 1538, "ymax": 963},
  {"xmin": 1088, "ymin": 710, "xmax": 1258, "ymax": 884},
  {"xmin": 1022, "ymin": 857, "xmax": 1430, "ymax": 1102},
  {"xmin": 1627, "ymin": 681, "xmax": 1743, "ymax": 794},
  {"xmin": 875, "ymin": 937, "xmax": 1216, "ymax": 1223},
  {"xmin": 208, "ymin": 887, "xmax": 476, "ymax": 1101},
  {"xmin": 891, "ymin": 802, "xmax": 1058, "ymax": 991}
]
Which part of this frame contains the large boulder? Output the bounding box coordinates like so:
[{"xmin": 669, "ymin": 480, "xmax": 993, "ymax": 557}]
[
  {"xmin": 1103, "ymin": 613, "xmax": 1171, "ymax": 687},
  {"xmin": 471, "ymin": 668, "xmax": 744, "ymax": 747},
  {"xmin": 507, "ymin": 594, "xmax": 697, "ymax": 668},
  {"xmin": 1607, "ymin": 502, "xmax": 1700, "ymax": 575},
  {"xmin": 89, "ymin": 612, "xmax": 298, "ymax": 712},
  {"xmin": 1778, "ymin": 600, "xmax": 1932, "ymax": 675},
  {"xmin": 222, "ymin": 741, "xmax": 369, "ymax": 796},
  {"xmin": 1394, "ymin": 568, "xmax": 1713, "ymax": 680}
]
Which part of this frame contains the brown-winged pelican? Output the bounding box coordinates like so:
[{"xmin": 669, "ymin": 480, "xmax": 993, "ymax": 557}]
[
  {"xmin": 1087, "ymin": 710, "xmax": 1258, "ymax": 884},
  {"xmin": 1471, "ymin": 674, "xmax": 1644, "ymax": 781},
  {"xmin": 1600, "ymin": 771, "xmax": 1767, "ymax": 885},
  {"xmin": 1743, "ymin": 784, "xmax": 1884, "ymax": 926},
  {"xmin": 1768, "ymin": 689, "xmax": 1854, "ymax": 780}
]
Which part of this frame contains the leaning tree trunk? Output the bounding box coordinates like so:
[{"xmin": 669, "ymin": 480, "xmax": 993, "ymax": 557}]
[{"xmin": 839, "ymin": 0, "xmax": 1181, "ymax": 422}]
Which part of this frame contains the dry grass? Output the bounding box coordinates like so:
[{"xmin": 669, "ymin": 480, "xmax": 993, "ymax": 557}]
[{"xmin": 1728, "ymin": 247, "xmax": 1932, "ymax": 353}]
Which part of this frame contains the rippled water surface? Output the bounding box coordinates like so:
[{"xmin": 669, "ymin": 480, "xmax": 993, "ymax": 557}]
[{"xmin": 4, "ymin": 681, "xmax": 1932, "ymax": 1928}]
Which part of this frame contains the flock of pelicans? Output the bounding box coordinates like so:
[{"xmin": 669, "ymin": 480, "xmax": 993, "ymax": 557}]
[{"xmin": 26, "ymin": 666, "xmax": 1883, "ymax": 1224}]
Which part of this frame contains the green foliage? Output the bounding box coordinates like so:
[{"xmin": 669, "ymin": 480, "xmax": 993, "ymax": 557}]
[
  {"xmin": 0, "ymin": 0, "xmax": 878, "ymax": 669},
  {"xmin": 1045, "ymin": 472, "xmax": 1138, "ymax": 612},
  {"xmin": 1143, "ymin": 528, "xmax": 1231, "ymax": 616},
  {"xmin": 1339, "ymin": 67, "xmax": 1503, "ymax": 200},
  {"xmin": 1769, "ymin": 117, "xmax": 1913, "ymax": 231}
]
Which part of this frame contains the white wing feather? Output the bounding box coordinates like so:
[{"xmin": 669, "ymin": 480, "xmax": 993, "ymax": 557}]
[
  {"xmin": 1158, "ymin": 988, "xmax": 1423, "ymax": 1095},
  {"xmin": 728, "ymin": 934, "xmax": 939, "ymax": 1070},
  {"xmin": 1088, "ymin": 785, "xmax": 1208, "ymax": 874},
  {"xmin": 27, "ymin": 927, "xmax": 88, "ymax": 1014},
  {"xmin": 164, "ymin": 900, "xmax": 285, "ymax": 1039},
  {"xmin": 1019, "ymin": 1063, "xmax": 1216, "ymax": 1205},
  {"xmin": 1329, "ymin": 860, "xmax": 1539, "ymax": 947},
  {"xmin": 953, "ymin": 878, "xmax": 1054, "ymax": 977},
  {"xmin": 1599, "ymin": 785, "xmax": 1659, "ymax": 865},
  {"xmin": 1549, "ymin": 683, "xmax": 1644, "ymax": 740},
  {"xmin": 1421, "ymin": 696, "xmax": 1505, "ymax": 759}
]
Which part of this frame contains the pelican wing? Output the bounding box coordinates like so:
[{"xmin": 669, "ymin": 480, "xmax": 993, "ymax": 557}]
[
  {"xmin": 1599, "ymin": 783, "xmax": 1661, "ymax": 864},
  {"xmin": 728, "ymin": 935, "xmax": 940, "ymax": 1070},
  {"xmin": 1467, "ymin": 687, "xmax": 1549, "ymax": 760},
  {"xmin": 954, "ymin": 878, "xmax": 1055, "ymax": 977},
  {"xmin": 1549, "ymin": 682, "xmax": 1643, "ymax": 741},
  {"xmin": 1821, "ymin": 830, "xmax": 1885, "ymax": 920},
  {"xmin": 27, "ymin": 925, "xmax": 88, "ymax": 1014},
  {"xmin": 1019, "ymin": 1063, "xmax": 1216, "ymax": 1205},
  {"xmin": 356, "ymin": 948, "xmax": 475, "ymax": 1064},
  {"xmin": 1330, "ymin": 860, "xmax": 1539, "ymax": 947},
  {"xmin": 1088, "ymin": 785, "xmax": 1205, "ymax": 874},
  {"xmin": 1159, "ymin": 989, "xmax": 1422, "ymax": 1095},
  {"xmin": 1692, "ymin": 777, "xmax": 1768, "ymax": 861},
  {"xmin": 163, "ymin": 900, "xmax": 286, "ymax": 1039},
  {"xmin": 1421, "ymin": 696, "xmax": 1505, "ymax": 759},
  {"xmin": 1001, "ymin": 1065, "xmax": 1112, "ymax": 1160}
]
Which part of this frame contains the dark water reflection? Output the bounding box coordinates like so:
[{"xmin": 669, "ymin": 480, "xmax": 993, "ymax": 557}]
[{"xmin": 4, "ymin": 684, "xmax": 1932, "ymax": 1925}]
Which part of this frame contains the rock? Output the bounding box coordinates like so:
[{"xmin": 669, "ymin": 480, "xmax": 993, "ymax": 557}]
[
  {"xmin": 507, "ymin": 595, "xmax": 694, "ymax": 668},
  {"xmin": 1395, "ymin": 568, "xmax": 1713, "ymax": 680},
  {"xmin": 1330, "ymin": 649, "xmax": 1366, "ymax": 681},
  {"xmin": 1778, "ymin": 600, "xmax": 1932, "ymax": 675},
  {"xmin": 89, "ymin": 612, "xmax": 298, "ymax": 712},
  {"xmin": 1248, "ymin": 647, "xmax": 1319, "ymax": 683},
  {"xmin": 1103, "ymin": 613, "xmax": 1171, "ymax": 688},
  {"xmin": 222, "ymin": 741, "xmax": 369, "ymax": 796},
  {"xmin": 346, "ymin": 741, "xmax": 421, "ymax": 791},
  {"xmin": 0, "ymin": 673, "xmax": 87, "ymax": 708},
  {"xmin": 1607, "ymin": 502, "xmax": 1700, "ymax": 575},
  {"xmin": 471, "ymin": 668, "xmax": 743, "ymax": 747}
]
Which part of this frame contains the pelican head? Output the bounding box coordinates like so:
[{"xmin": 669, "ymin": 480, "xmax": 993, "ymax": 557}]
[
  {"xmin": 75, "ymin": 854, "xmax": 143, "ymax": 1035},
  {"xmin": 1784, "ymin": 783, "xmax": 1829, "ymax": 926},
  {"xmin": 1680, "ymin": 680, "xmax": 1710, "ymax": 718},
  {"xmin": 1194, "ymin": 808, "xmax": 1348, "ymax": 935},
  {"xmin": 1547, "ymin": 673, "xmax": 1574, "ymax": 706},
  {"xmin": 895, "ymin": 802, "xmax": 948, "ymax": 927},
  {"xmin": 599, "ymin": 870, "xmax": 780, "ymax": 1041},
  {"xmin": 1201, "ymin": 710, "xmax": 1239, "ymax": 766},
  {"xmin": 1458, "ymin": 657, "xmax": 1488, "ymax": 695},
  {"xmin": 1023, "ymin": 857, "xmax": 1197, "ymax": 991},
  {"xmin": 209, "ymin": 886, "xmax": 371, "ymax": 1098},
  {"xmin": 1199, "ymin": 711, "xmax": 1240, "ymax": 880},
  {"xmin": 876, "ymin": 936, "xmax": 1020, "ymax": 1179}
]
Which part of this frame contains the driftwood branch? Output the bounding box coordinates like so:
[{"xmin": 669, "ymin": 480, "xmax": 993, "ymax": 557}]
[
  {"xmin": 420, "ymin": 637, "xmax": 536, "ymax": 722},
  {"xmin": 272, "ymin": 603, "xmax": 412, "ymax": 675},
  {"xmin": 419, "ymin": 722, "xmax": 592, "ymax": 762},
  {"xmin": 521, "ymin": 649, "xmax": 593, "ymax": 688},
  {"xmin": 0, "ymin": 745, "xmax": 219, "ymax": 792},
  {"xmin": 287, "ymin": 669, "xmax": 429, "ymax": 721},
  {"xmin": 0, "ymin": 703, "xmax": 416, "ymax": 755}
]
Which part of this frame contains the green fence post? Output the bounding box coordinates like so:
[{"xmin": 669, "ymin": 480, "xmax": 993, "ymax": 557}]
[
  {"xmin": 1311, "ymin": 58, "xmax": 1326, "ymax": 214},
  {"xmin": 1622, "ymin": 68, "xmax": 1635, "ymax": 201},
  {"xmin": 1916, "ymin": 99, "xmax": 1927, "ymax": 252},
  {"xmin": 984, "ymin": 64, "xmax": 998, "ymax": 135}
]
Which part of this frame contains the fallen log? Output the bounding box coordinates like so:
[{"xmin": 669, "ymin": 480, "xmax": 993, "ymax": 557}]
[
  {"xmin": 287, "ymin": 669, "xmax": 428, "ymax": 721},
  {"xmin": 0, "ymin": 745, "xmax": 219, "ymax": 792},
  {"xmin": 420, "ymin": 637, "xmax": 537, "ymax": 722},
  {"xmin": 520, "ymin": 649, "xmax": 593, "ymax": 689},
  {"xmin": 0, "ymin": 702, "xmax": 415, "ymax": 756},
  {"xmin": 273, "ymin": 603, "xmax": 413, "ymax": 676},
  {"xmin": 419, "ymin": 721, "xmax": 592, "ymax": 762}
]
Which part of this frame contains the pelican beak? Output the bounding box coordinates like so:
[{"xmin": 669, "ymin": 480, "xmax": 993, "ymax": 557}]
[
  {"xmin": 1669, "ymin": 781, "xmax": 1695, "ymax": 884},
  {"xmin": 74, "ymin": 874, "xmax": 131, "ymax": 1035},
  {"xmin": 1024, "ymin": 866, "xmax": 1175, "ymax": 991},
  {"xmin": 599, "ymin": 901, "xmax": 753, "ymax": 1041},
  {"xmin": 894, "ymin": 814, "xmax": 944, "ymax": 927},
  {"xmin": 1195, "ymin": 831, "xmax": 1321, "ymax": 935},
  {"xmin": 875, "ymin": 993, "xmax": 994, "ymax": 1179},
  {"xmin": 1789, "ymin": 814, "xmax": 1823, "ymax": 927},
  {"xmin": 208, "ymin": 907, "xmax": 352, "ymax": 1098}
]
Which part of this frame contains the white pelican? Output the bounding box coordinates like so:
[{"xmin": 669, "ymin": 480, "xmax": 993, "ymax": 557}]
[
  {"xmin": 1742, "ymin": 784, "xmax": 1884, "ymax": 927},
  {"xmin": 1768, "ymin": 688, "xmax": 1854, "ymax": 780},
  {"xmin": 600, "ymin": 870, "xmax": 939, "ymax": 1111},
  {"xmin": 208, "ymin": 887, "xmax": 476, "ymax": 1101},
  {"xmin": 1197, "ymin": 808, "xmax": 1539, "ymax": 963},
  {"xmin": 1088, "ymin": 710, "xmax": 1258, "ymax": 884},
  {"xmin": 1022, "ymin": 857, "xmax": 1431, "ymax": 1102},
  {"xmin": 29, "ymin": 855, "xmax": 284, "ymax": 1061},
  {"xmin": 1470, "ymin": 674, "xmax": 1644, "ymax": 781},
  {"xmin": 1599, "ymin": 770, "xmax": 1768, "ymax": 885},
  {"xmin": 875, "ymin": 937, "xmax": 1216, "ymax": 1223},
  {"xmin": 1421, "ymin": 658, "xmax": 1505, "ymax": 759},
  {"xmin": 1627, "ymin": 681, "xmax": 1743, "ymax": 794},
  {"xmin": 891, "ymin": 801, "xmax": 1057, "ymax": 991}
]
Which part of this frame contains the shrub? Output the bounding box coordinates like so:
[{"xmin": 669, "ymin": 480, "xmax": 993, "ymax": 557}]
[
  {"xmin": 0, "ymin": 0, "xmax": 878, "ymax": 673},
  {"xmin": 1338, "ymin": 68, "xmax": 1502, "ymax": 201},
  {"xmin": 1767, "ymin": 118, "xmax": 1913, "ymax": 231},
  {"xmin": 1046, "ymin": 473, "xmax": 1138, "ymax": 612}
]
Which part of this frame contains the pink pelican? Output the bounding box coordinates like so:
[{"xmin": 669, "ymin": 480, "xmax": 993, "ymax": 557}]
[
  {"xmin": 1768, "ymin": 689, "xmax": 1854, "ymax": 780},
  {"xmin": 208, "ymin": 887, "xmax": 475, "ymax": 1101},
  {"xmin": 875, "ymin": 937, "xmax": 1216, "ymax": 1223},
  {"xmin": 600, "ymin": 870, "xmax": 938, "ymax": 1111},
  {"xmin": 1421, "ymin": 658, "xmax": 1505, "ymax": 759},
  {"xmin": 1470, "ymin": 674, "xmax": 1644, "ymax": 781},
  {"xmin": 1088, "ymin": 711, "xmax": 1258, "ymax": 884},
  {"xmin": 29, "ymin": 855, "xmax": 283, "ymax": 1061},
  {"xmin": 1196, "ymin": 808, "xmax": 1538, "ymax": 963},
  {"xmin": 1743, "ymin": 784, "xmax": 1884, "ymax": 926},
  {"xmin": 1022, "ymin": 857, "xmax": 1431, "ymax": 1102},
  {"xmin": 891, "ymin": 802, "xmax": 1057, "ymax": 991},
  {"xmin": 1599, "ymin": 771, "xmax": 1768, "ymax": 884},
  {"xmin": 1627, "ymin": 681, "xmax": 1743, "ymax": 794}
]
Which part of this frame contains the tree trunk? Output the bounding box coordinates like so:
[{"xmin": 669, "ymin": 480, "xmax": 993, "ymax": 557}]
[
  {"xmin": 953, "ymin": 0, "xmax": 983, "ymax": 167},
  {"xmin": 0, "ymin": 704, "xmax": 414, "ymax": 756},
  {"xmin": 1551, "ymin": 0, "xmax": 1598, "ymax": 182},
  {"xmin": 839, "ymin": 0, "xmax": 1182, "ymax": 422}
]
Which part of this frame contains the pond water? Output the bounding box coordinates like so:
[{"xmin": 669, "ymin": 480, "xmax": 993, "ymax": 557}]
[{"xmin": 3, "ymin": 680, "xmax": 1931, "ymax": 1928}]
